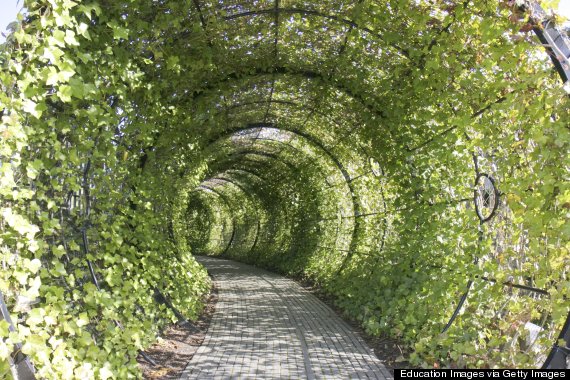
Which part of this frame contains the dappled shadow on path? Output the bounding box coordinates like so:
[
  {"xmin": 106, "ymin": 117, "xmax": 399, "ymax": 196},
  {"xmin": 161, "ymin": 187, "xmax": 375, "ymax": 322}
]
[{"xmin": 181, "ymin": 256, "xmax": 393, "ymax": 379}]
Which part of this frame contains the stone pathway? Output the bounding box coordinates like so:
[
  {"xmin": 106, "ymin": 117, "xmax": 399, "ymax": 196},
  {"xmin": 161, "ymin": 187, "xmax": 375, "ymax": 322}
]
[{"xmin": 181, "ymin": 256, "xmax": 393, "ymax": 379}]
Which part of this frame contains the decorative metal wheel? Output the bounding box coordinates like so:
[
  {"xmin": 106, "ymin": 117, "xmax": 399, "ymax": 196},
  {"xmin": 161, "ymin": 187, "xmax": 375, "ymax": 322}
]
[
  {"xmin": 474, "ymin": 173, "xmax": 500, "ymax": 223},
  {"xmin": 369, "ymin": 157, "xmax": 382, "ymax": 177}
]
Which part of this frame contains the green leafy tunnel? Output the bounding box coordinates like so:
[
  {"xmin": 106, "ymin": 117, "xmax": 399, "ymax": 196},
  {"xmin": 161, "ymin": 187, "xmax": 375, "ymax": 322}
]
[{"xmin": 0, "ymin": 0, "xmax": 569, "ymax": 378}]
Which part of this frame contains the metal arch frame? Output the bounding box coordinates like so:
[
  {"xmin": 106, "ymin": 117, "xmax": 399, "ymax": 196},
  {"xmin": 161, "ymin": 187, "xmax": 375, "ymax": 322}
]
[
  {"xmin": 220, "ymin": 167, "xmax": 291, "ymax": 254},
  {"xmin": 199, "ymin": 164, "xmax": 291, "ymax": 248},
  {"xmin": 204, "ymin": 125, "xmax": 362, "ymax": 269},
  {"xmin": 199, "ymin": 127, "xmax": 363, "ymax": 265},
  {"xmin": 183, "ymin": 191, "xmax": 221, "ymax": 255},
  {"xmin": 221, "ymin": 7, "xmax": 410, "ymax": 59},
  {"xmin": 206, "ymin": 176, "xmax": 263, "ymax": 255},
  {"xmin": 207, "ymin": 128, "xmax": 356, "ymax": 202},
  {"xmin": 188, "ymin": 67, "xmax": 392, "ymax": 125},
  {"xmin": 210, "ymin": 148, "xmax": 342, "ymax": 256},
  {"xmin": 210, "ymin": 125, "xmax": 396, "ymax": 276},
  {"xmin": 229, "ymin": 154, "xmax": 297, "ymax": 179},
  {"xmin": 222, "ymin": 150, "xmax": 298, "ymax": 172},
  {"xmin": 208, "ymin": 126, "xmax": 359, "ymax": 209},
  {"xmin": 212, "ymin": 134, "xmax": 386, "ymax": 274},
  {"xmin": 0, "ymin": 291, "xmax": 35, "ymax": 380},
  {"xmin": 105, "ymin": 0, "xmax": 570, "ymax": 369},
  {"xmin": 527, "ymin": 2, "xmax": 570, "ymax": 84},
  {"xmin": 204, "ymin": 149, "xmax": 302, "ymax": 193},
  {"xmin": 148, "ymin": 66, "xmax": 400, "ymax": 180},
  {"xmin": 196, "ymin": 185, "xmax": 238, "ymax": 256},
  {"xmin": 219, "ymin": 164, "xmax": 299, "ymax": 255},
  {"xmin": 223, "ymin": 168, "xmax": 276, "ymax": 185},
  {"xmin": 217, "ymin": 166, "xmax": 295, "ymax": 200},
  {"xmin": 223, "ymin": 99, "xmax": 354, "ymax": 138},
  {"xmin": 473, "ymin": 173, "xmax": 500, "ymax": 224},
  {"xmin": 216, "ymin": 162, "xmax": 304, "ymax": 250},
  {"xmin": 525, "ymin": 1, "xmax": 570, "ymax": 369},
  {"xmin": 182, "ymin": 0, "xmax": 411, "ymax": 59},
  {"xmin": 217, "ymin": 162, "xmax": 326, "ymax": 255},
  {"xmin": 197, "ymin": 167, "xmax": 295, "ymax": 257},
  {"xmin": 206, "ymin": 115, "xmax": 376, "ymax": 185}
]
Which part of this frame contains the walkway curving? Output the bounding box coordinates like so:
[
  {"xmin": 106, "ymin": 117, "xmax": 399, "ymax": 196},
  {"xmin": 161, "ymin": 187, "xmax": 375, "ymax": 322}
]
[{"xmin": 181, "ymin": 256, "xmax": 393, "ymax": 379}]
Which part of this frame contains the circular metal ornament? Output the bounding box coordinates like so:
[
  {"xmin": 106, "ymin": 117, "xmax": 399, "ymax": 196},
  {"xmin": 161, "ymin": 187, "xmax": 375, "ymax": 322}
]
[
  {"xmin": 474, "ymin": 173, "xmax": 500, "ymax": 223},
  {"xmin": 369, "ymin": 157, "xmax": 382, "ymax": 177}
]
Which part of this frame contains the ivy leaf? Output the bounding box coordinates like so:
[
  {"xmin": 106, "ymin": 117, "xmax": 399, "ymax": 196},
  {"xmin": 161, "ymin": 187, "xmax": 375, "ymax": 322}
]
[
  {"xmin": 76, "ymin": 22, "xmax": 91, "ymax": 40},
  {"xmin": 69, "ymin": 77, "xmax": 86, "ymax": 98},
  {"xmin": 22, "ymin": 99, "xmax": 42, "ymax": 118},
  {"xmin": 42, "ymin": 45, "xmax": 64, "ymax": 63},
  {"xmin": 28, "ymin": 259, "xmax": 42, "ymax": 274},
  {"xmin": 108, "ymin": 21, "xmax": 129, "ymax": 40},
  {"xmin": 52, "ymin": 30, "xmax": 66, "ymax": 47},
  {"xmin": 0, "ymin": 320, "xmax": 10, "ymax": 337},
  {"xmin": 57, "ymin": 85, "xmax": 73, "ymax": 102},
  {"xmin": 64, "ymin": 30, "xmax": 79, "ymax": 46},
  {"xmin": 99, "ymin": 366, "xmax": 114, "ymax": 380}
]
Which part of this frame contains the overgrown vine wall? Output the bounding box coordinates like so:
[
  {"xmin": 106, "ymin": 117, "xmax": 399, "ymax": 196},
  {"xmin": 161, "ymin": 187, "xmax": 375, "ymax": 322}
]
[{"xmin": 0, "ymin": 0, "xmax": 568, "ymax": 378}]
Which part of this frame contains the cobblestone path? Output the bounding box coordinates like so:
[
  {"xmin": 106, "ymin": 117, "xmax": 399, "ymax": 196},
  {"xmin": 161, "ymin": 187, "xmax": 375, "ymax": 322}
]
[{"xmin": 181, "ymin": 256, "xmax": 393, "ymax": 379}]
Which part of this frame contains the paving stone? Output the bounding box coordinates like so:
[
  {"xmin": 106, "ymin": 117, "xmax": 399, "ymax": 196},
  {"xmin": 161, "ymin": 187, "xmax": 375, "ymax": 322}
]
[{"xmin": 181, "ymin": 256, "xmax": 393, "ymax": 380}]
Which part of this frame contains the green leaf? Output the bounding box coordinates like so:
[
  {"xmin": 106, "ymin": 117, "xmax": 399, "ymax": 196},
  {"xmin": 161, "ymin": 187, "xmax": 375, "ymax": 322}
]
[
  {"xmin": 57, "ymin": 85, "xmax": 73, "ymax": 102},
  {"xmin": 22, "ymin": 99, "xmax": 42, "ymax": 118},
  {"xmin": 108, "ymin": 21, "xmax": 129, "ymax": 40},
  {"xmin": 28, "ymin": 259, "xmax": 42, "ymax": 274}
]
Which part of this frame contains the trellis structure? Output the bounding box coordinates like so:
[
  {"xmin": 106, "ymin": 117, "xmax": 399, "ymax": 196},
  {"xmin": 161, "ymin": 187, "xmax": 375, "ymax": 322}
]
[{"xmin": 0, "ymin": 0, "xmax": 569, "ymax": 378}]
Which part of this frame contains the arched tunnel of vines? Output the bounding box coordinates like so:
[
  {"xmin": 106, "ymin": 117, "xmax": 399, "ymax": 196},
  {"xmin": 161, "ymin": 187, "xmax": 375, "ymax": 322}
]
[{"xmin": 0, "ymin": 0, "xmax": 569, "ymax": 378}]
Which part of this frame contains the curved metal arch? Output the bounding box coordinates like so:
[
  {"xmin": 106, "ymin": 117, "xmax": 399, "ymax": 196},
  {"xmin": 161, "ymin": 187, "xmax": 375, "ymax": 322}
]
[
  {"xmin": 208, "ymin": 128, "xmax": 358, "ymax": 207},
  {"xmin": 524, "ymin": 1, "xmax": 570, "ymax": 369},
  {"xmin": 222, "ymin": 7, "xmax": 410, "ymax": 59},
  {"xmin": 224, "ymin": 125, "xmax": 360, "ymax": 185},
  {"xmin": 189, "ymin": 67, "xmax": 391, "ymax": 125},
  {"xmin": 222, "ymin": 149, "xmax": 299, "ymax": 172},
  {"xmin": 202, "ymin": 141, "xmax": 304, "ymax": 182},
  {"xmin": 149, "ymin": 66, "xmax": 400, "ymax": 169},
  {"xmin": 216, "ymin": 165, "xmax": 308, "ymax": 200},
  {"xmin": 224, "ymin": 168, "xmax": 274, "ymax": 184},
  {"xmin": 196, "ymin": 185, "xmax": 238, "ymax": 256},
  {"xmin": 218, "ymin": 167, "xmax": 302, "ymax": 246},
  {"xmin": 213, "ymin": 136, "xmax": 361, "ymax": 187},
  {"xmin": 211, "ymin": 103, "xmax": 386, "ymax": 186},
  {"xmin": 191, "ymin": 186, "xmax": 235, "ymax": 246},
  {"xmin": 201, "ymin": 127, "xmax": 362, "ymax": 264},
  {"xmin": 209, "ymin": 126, "xmax": 364, "ymax": 179},
  {"xmin": 209, "ymin": 98, "xmax": 369, "ymax": 152},
  {"xmin": 200, "ymin": 167, "xmax": 301, "ymax": 258},
  {"xmin": 217, "ymin": 166, "xmax": 299, "ymax": 254},
  {"xmin": 206, "ymin": 125, "xmax": 363, "ymax": 273},
  {"xmin": 207, "ymin": 175, "xmax": 264, "ymax": 254},
  {"xmin": 183, "ymin": 190, "xmax": 222, "ymax": 253},
  {"xmin": 200, "ymin": 169, "xmax": 293, "ymax": 228},
  {"xmin": 215, "ymin": 150, "xmax": 319, "ymax": 202},
  {"xmin": 228, "ymin": 156, "xmax": 296, "ymax": 181}
]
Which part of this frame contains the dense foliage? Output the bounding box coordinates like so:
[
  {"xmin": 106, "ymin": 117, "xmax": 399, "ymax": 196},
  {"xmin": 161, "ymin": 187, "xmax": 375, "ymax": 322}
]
[
  {"xmin": 0, "ymin": 0, "xmax": 568, "ymax": 377},
  {"xmin": 0, "ymin": 1, "xmax": 212, "ymax": 378}
]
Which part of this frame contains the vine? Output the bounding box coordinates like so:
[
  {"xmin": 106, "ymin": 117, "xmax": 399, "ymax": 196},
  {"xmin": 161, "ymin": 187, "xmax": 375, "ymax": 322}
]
[{"xmin": 0, "ymin": 0, "xmax": 568, "ymax": 377}]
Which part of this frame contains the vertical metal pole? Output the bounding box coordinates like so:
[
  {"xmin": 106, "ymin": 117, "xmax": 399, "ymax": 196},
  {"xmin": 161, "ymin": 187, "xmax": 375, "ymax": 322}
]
[{"xmin": 0, "ymin": 292, "xmax": 35, "ymax": 380}]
